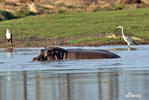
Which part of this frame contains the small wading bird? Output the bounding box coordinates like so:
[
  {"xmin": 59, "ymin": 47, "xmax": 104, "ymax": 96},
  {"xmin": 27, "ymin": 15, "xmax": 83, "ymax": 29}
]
[
  {"xmin": 116, "ymin": 25, "xmax": 137, "ymax": 48},
  {"xmin": 6, "ymin": 29, "xmax": 12, "ymax": 44}
]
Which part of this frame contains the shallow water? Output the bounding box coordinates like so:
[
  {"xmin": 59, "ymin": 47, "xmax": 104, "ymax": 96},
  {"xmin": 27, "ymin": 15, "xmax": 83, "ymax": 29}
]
[{"xmin": 0, "ymin": 45, "xmax": 149, "ymax": 100}]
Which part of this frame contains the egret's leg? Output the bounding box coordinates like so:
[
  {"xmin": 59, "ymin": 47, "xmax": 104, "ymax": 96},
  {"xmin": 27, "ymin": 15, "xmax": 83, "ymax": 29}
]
[
  {"xmin": 128, "ymin": 44, "xmax": 131, "ymax": 50},
  {"xmin": 128, "ymin": 47, "xmax": 130, "ymax": 50}
]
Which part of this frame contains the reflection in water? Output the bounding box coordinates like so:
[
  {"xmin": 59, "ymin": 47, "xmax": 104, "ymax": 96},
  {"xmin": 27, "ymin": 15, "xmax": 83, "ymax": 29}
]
[
  {"xmin": 1, "ymin": 46, "xmax": 149, "ymax": 100},
  {"xmin": 109, "ymin": 47, "xmax": 137, "ymax": 51},
  {"xmin": 0, "ymin": 70, "xmax": 148, "ymax": 100},
  {"xmin": 6, "ymin": 52, "xmax": 11, "ymax": 58},
  {"xmin": 5, "ymin": 48, "xmax": 13, "ymax": 53},
  {"xmin": 5, "ymin": 48, "xmax": 13, "ymax": 58}
]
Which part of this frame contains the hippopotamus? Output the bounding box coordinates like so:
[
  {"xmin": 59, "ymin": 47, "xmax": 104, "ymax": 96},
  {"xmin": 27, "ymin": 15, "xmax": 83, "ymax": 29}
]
[{"xmin": 32, "ymin": 47, "xmax": 120, "ymax": 61}]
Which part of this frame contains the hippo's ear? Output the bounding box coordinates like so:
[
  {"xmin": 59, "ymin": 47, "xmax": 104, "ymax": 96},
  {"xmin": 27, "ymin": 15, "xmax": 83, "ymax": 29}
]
[
  {"xmin": 49, "ymin": 47, "xmax": 54, "ymax": 50},
  {"xmin": 40, "ymin": 49, "xmax": 44, "ymax": 54},
  {"xmin": 41, "ymin": 49, "xmax": 44, "ymax": 51}
]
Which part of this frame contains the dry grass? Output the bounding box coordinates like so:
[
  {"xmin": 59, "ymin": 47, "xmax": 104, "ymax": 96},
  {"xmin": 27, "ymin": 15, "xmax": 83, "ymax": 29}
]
[{"xmin": 0, "ymin": 0, "xmax": 148, "ymax": 16}]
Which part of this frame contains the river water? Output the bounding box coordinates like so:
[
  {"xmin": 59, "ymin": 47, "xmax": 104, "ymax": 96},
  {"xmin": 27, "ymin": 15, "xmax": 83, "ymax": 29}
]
[{"xmin": 0, "ymin": 45, "xmax": 149, "ymax": 100}]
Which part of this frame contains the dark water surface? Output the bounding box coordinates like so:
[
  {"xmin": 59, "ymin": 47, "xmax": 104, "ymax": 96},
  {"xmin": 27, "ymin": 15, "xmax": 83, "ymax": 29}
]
[{"xmin": 0, "ymin": 45, "xmax": 149, "ymax": 100}]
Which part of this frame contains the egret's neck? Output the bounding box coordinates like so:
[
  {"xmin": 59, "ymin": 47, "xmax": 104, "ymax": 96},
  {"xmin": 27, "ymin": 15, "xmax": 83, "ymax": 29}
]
[
  {"xmin": 120, "ymin": 27, "xmax": 125, "ymax": 37},
  {"xmin": 6, "ymin": 30, "xmax": 10, "ymax": 34}
]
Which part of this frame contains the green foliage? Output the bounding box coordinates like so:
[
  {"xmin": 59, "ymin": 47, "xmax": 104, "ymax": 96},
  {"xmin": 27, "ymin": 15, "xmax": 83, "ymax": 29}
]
[
  {"xmin": 97, "ymin": 37, "xmax": 122, "ymax": 43},
  {"xmin": 67, "ymin": 37, "xmax": 98, "ymax": 44},
  {"xmin": 0, "ymin": 8, "xmax": 149, "ymax": 45}
]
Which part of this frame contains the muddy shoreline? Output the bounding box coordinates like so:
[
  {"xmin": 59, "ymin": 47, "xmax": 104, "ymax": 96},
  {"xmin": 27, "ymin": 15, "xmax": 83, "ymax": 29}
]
[{"xmin": 0, "ymin": 38, "xmax": 149, "ymax": 48}]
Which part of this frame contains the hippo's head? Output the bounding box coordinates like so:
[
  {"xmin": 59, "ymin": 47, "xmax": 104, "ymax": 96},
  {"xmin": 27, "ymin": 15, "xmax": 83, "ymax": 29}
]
[
  {"xmin": 44, "ymin": 49, "xmax": 58, "ymax": 61},
  {"xmin": 33, "ymin": 47, "xmax": 69, "ymax": 61}
]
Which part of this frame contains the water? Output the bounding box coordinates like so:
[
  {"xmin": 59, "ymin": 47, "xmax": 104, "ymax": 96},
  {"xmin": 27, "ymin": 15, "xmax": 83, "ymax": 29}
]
[{"xmin": 0, "ymin": 45, "xmax": 149, "ymax": 100}]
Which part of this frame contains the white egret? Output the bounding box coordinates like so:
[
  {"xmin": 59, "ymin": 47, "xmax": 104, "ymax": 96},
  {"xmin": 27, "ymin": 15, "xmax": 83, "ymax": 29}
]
[
  {"xmin": 6, "ymin": 29, "xmax": 12, "ymax": 44},
  {"xmin": 116, "ymin": 25, "xmax": 137, "ymax": 48}
]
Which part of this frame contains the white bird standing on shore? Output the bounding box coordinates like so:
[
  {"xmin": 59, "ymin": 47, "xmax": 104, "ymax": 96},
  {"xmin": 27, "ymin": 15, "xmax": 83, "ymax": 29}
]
[
  {"xmin": 116, "ymin": 25, "xmax": 137, "ymax": 48},
  {"xmin": 6, "ymin": 28, "xmax": 12, "ymax": 44}
]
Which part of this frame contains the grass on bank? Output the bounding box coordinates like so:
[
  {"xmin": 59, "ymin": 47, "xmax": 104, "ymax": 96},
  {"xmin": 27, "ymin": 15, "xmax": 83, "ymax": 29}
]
[{"xmin": 0, "ymin": 8, "xmax": 149, "ymax": 46}]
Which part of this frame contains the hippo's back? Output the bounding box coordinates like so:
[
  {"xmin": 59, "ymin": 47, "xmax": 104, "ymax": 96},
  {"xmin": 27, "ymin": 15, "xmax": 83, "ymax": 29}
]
[{"xmin": 67, "ymin": 49, "xmax": 120, "ymax": 59}]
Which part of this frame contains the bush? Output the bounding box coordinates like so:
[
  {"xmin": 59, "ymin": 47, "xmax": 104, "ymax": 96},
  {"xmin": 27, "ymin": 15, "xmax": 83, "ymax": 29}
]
[{"xmin": 0, "ymin": 10, "xmax": 16, "ymax": 20}]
